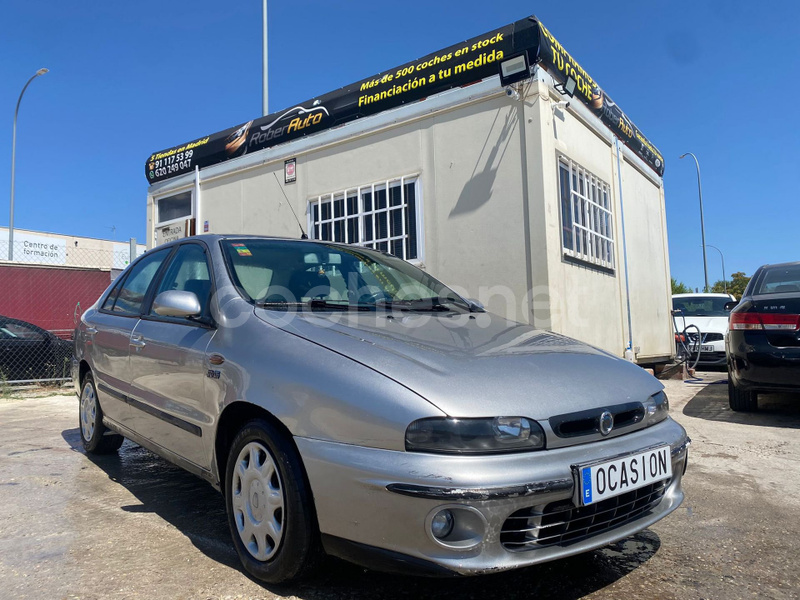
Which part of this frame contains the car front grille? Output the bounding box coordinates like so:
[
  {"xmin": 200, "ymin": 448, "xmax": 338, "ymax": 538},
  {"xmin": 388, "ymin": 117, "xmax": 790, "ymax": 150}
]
[
  {"xmin": 500, "ymin": 479, "xmax": 668, "ymax": 551},
  {"xmin": 687, "ymin": 332, "xmax": 724, "ymax": 343},
  {"xmin": 549, "ymin": 402, "xmax": 644, "ymax": 439}
]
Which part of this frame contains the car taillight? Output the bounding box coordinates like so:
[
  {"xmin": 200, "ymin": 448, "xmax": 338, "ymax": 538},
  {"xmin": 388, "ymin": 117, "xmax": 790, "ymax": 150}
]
[{"xmin": 730, "ymin": 312, "xmax": 800, "ymax": 331}]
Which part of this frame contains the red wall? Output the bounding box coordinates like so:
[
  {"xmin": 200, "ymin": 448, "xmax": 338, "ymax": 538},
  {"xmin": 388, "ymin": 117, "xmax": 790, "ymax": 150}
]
[{"xmin": 0, "ymin": 265, "xmax": 111, "ymax": 337}]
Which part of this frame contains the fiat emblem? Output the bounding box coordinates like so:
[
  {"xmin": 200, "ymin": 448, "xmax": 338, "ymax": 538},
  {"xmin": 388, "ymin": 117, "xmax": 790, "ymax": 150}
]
[{"xmin": 599, "ymin": 411, "xmax": 614, "ymax": 436}]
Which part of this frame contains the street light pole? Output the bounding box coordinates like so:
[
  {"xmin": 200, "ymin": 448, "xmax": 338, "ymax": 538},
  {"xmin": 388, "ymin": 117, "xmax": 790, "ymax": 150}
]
[
  {"xmin": 9, "ymin": 68, "xmax": 49, "ymax": 261},
  {"xmin": 262, "ymin": 0, "xmax": 268, "ymax": 116},
  {"xmin": 680, "ymin": 152, "xmax": 709, "ymax": 292},
  {"xmin": 705, "ymin": 244, "xmax": 726, "ymax": 293}
]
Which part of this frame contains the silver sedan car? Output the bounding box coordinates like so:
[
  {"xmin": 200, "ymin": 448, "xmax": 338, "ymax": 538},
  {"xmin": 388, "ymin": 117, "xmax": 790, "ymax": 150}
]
[{"xmin": 73, "ymin": 235, "xmax": 689, "ymax": 583}]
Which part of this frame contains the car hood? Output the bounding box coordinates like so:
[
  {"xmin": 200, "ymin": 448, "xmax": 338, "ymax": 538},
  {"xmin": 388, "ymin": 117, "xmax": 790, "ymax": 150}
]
[
  {"xmin": 255, "ymin": 309, "xmax": 662, "ymax": 419},
  {"xmin": 679, "ymin": 315, "xmax": 729, "ymax": 335}
]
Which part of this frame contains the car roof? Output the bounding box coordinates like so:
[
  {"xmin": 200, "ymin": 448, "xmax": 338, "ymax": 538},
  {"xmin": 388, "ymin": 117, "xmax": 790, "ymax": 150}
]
[
  {"xmin": 150, "ymin": 234, "xmax": 378, "ymax": 254},
  {"xmin": 672, "ymin": 293, "xmax": 735, "ymax": 299},
  {"xmin": 757, "ymin": 260, "xmax": 800, "ymax": 269},
  {"xmin": 0, "ymin": 315, "xmax": 46, "ymax": 329}
]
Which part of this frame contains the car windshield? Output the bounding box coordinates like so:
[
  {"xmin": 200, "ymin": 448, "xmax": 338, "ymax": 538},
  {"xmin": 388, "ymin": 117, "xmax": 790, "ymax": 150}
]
[
  {"xmin": 221, "ymin": 239, "xmax": 468, "ymax": 310},
  {"xmin": 672, "ymin": 296, "xmax": 730, "ymax": 317},
  {"xmin": 753, "ymin": 265, "xmax": 800, "ymax": 295}
]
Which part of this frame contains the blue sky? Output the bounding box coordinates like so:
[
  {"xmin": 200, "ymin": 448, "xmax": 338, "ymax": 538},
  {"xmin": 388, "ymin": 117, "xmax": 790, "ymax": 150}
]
[{"xmin": 1, "ymin": 0, "xmax": 798, "ymax": 289}]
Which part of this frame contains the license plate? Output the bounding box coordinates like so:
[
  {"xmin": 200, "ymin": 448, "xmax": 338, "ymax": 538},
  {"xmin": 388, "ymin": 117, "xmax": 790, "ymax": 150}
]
[
  {"xmin": 690, "ymin": 344, "xmax": 714, "ymax": 353},
  {"xmin": 576, "ymin": 446, "xmax": 672, "ymax": 506}
]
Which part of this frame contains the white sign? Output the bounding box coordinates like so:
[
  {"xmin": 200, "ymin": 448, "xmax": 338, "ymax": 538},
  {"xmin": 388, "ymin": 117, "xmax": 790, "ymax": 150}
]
[
  {"xmin": 0, "ymin": 231, "xmax": 67, "ymax": 265},
  {"xmin": 285, "ymin": 158, "xmax": 296, "ymax": 184},
  {"xmin": 156, "ymin": 222, "xmax": 186, "ymax": 245},
  {"xmin": 112, "ymin": 243, "xmax": 146, "ymax": 270}
]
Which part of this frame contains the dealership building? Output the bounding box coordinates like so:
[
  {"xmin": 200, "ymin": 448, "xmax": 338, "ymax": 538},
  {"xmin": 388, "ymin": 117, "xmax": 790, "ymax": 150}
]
[{"xmin": 143, "ymin": 15, "xmax": 673, "ymax": 364}]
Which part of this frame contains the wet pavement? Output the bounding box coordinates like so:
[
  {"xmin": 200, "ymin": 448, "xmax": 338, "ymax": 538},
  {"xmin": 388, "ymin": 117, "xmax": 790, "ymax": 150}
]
[{"xmin": 1, "ymin": 373, "xmax": 798, "ymax": 599}]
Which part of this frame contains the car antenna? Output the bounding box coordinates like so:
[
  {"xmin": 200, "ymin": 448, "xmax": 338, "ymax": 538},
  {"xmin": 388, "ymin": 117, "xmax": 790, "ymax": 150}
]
[{"xmin": 272, "ymin": 171, "xmax": 308, "ymax": 239}]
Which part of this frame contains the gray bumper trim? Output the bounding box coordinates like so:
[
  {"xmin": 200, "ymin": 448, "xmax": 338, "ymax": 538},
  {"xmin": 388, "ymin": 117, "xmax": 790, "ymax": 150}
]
[
  {"xmin": 386, "ymin": 435, "xmax": 689, "ymax": 502},
  {"xmin": 671, "ymin": 436, "xmax": 691, "ymax": 456},
  {"xmin": 386, "ymin": 478, "xmax": 573, "ymax": 501}
]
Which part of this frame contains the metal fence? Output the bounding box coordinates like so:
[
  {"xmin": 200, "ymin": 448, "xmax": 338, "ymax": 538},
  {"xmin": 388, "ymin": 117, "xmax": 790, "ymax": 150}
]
[{"xmin": 0, "ymin": 239, "xmax": 136, "ymax": 385}]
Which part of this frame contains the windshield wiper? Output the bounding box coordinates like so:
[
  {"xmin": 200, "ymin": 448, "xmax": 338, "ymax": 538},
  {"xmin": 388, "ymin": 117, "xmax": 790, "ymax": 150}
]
[
  {"xmin": 257, "ymin": 299, "xmax": 365, "ymax": 311},
  {"xmin": 376, "ymin": 298, "xmax": 462, "ymax": 312}
]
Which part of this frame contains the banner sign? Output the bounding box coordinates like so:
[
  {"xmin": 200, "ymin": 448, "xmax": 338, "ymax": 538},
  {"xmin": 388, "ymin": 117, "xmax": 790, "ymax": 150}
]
[
  {"xmin": 0, "ymin": 230, "xmax": 67, "ymax": 266},
  {"xmin": 536, "ymin": 23, "xmax": 664, "ymax": 176},
  {"xmin": 145, "ymin": 16, "xmax": 663, "ymax": 183}
]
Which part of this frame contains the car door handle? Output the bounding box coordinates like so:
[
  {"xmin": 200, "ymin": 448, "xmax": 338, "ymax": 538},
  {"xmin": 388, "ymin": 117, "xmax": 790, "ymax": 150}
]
[
  {"xmin": 86, "ymin": 327, "xmax": 98, "ymax": 336},
  {"xmin": 130, "ymin": 334, "xmax": 146, "ymax": 349}
]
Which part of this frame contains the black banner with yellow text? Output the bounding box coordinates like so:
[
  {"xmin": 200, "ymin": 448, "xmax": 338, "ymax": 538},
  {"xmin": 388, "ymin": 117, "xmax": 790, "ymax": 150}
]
[
  {"xmin": 536, "ymin": 22, "xmax": 664, "ymax": 176},
  {"xmin": 145, "ymin": 16, "xmax": 663, "ymax": 183}
]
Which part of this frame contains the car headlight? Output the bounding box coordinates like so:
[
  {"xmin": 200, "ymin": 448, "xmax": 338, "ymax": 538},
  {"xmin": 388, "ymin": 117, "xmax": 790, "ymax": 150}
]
[
  {"xmin": 405, "ymin": 417, "xmax": 545, "ymax": 454},
  {"xmin": 642, "ymin": 391, "xmax": 669, "ymax": 427}
]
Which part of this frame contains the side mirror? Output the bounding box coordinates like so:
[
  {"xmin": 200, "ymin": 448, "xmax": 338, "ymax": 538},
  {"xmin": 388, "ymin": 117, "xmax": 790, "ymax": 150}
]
[
  {"xmin": 153, "ymin": 290, "xmax": 202, "ymax": 318},
  {"xmin": 671, "ymin": 308, "xmax": 683, "ymax": 316},
  {"xmin": 467, "ymin": 298, "xmax": 486, "ymax": 312},
  {"xmin": 724, "ymin": 301, "xmax": 737, "ymax": 312}
]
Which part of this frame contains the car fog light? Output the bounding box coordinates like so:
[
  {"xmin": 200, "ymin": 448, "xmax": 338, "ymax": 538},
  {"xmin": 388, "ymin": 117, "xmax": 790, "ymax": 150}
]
[{"xmin": 430, "ymin": 509, "xmax": 454, "ymax": 539}]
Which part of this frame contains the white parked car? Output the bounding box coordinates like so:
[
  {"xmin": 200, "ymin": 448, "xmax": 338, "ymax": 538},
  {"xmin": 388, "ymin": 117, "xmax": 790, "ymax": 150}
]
[{"xmin": 672, "ymin": 293, "xmax": 736, "ymax": 366}]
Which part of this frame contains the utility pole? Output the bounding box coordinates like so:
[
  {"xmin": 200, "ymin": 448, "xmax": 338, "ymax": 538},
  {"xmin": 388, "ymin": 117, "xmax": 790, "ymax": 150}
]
[
  {"xmin": 262, "ymin": 0, "xmax": 269, "ymax": 116},
  {"xmin": 9, "ymin": 68, "xmax": 49, "ymax": 261},
  {"xmin": 680, "ymin": 152, "xmax": 709, "ymax": 292}
]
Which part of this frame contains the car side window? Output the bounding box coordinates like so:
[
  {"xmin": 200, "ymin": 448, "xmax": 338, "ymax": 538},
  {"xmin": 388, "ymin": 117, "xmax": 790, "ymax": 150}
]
[
  {"xmin": 101, "ymin": 277, "xmax": 126, "ymax": 311},
  {"xmin": 150, "ymin": 244, "xmax": 212, "ymax": 319},
  {"xmin": 111, "ymin": 249, "xmax": 171, "ymax": 316},
  {"xmin": 1, "ymin": 321, "xmax": 46, "ymax": 341}
]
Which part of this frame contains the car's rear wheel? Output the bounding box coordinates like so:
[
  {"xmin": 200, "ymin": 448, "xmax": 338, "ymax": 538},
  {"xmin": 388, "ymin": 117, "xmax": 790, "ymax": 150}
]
[
  {"xmin": 728, "ymin": 375, "xmax": 758, "ymax": 412},
  {"xmin": 224, "ymin": 419, "xmax": 319, "ymax": 583},
  {"xmin": 79, "ymin": 372, "xmax": 124, "ymax": 454}
]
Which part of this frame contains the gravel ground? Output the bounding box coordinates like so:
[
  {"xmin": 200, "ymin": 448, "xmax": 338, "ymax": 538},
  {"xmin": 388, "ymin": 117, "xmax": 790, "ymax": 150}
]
[{"xmin": 1, "ymin": 373, "xmax": 798, "ymax": 600}]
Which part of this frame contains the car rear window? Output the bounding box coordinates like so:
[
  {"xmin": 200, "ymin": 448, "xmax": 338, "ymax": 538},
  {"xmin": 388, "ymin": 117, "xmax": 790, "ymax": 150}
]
[{"xmin": 754, "ymin": 265, "xmax": 800, "ymax": 295}]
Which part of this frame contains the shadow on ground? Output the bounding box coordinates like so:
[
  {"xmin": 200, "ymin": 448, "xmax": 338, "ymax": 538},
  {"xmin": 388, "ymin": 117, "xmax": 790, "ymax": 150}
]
[
  {"xmin": 62, "ymin": 427, "xmax": 661, "ymax": 600},
  {"xmin": 683, "ymin": 381, "xmax": 800, "ymax": 428}
]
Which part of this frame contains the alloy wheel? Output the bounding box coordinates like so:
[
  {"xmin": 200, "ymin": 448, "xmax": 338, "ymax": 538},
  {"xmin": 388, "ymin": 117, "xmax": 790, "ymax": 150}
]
[
  {"xmin": 231, "ymin": 441, "xmax": 285, "ymax": 561},
  {"xmin": 80, "ymin": 382, "xmax": 97, "ymax": 441}
]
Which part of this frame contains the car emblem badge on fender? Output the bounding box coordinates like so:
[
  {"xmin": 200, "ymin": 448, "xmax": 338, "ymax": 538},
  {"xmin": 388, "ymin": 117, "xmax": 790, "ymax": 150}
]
[{"xmin": 599, "ymin": 411, "xmax": 614, "ymax": 436}]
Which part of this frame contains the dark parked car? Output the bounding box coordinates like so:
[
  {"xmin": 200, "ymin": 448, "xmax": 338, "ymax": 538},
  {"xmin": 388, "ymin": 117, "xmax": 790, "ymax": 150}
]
[
  {"xmin": 0, "ymin": 315, "xmax": 74, "ymax": 382},
  {"xmin": 727, "ymin": 261, "xmax": 800, "ymax": 411}
]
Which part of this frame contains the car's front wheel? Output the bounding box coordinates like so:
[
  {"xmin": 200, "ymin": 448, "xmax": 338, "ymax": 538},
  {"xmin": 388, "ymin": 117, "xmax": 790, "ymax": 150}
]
[
  {"xmin": 224, "ymin": 419, "xmax": 319, "ymax": 583},
  {"xmin": 728, "ymin": 374, "xmax": 758, "ymax": 412},
  {"xmin": 79, "ymin": 372, "xmax": 124, "ymax": 454}
]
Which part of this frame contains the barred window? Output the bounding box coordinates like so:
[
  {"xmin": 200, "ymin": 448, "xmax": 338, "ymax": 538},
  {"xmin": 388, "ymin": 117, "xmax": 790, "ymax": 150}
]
[
  {"xmin": 558, "ymin": 157, "xmax": 614, "ymax": 269},
  {"xmin": 309, "ymin": 176, "xmax": 419, "ymax": 261}
]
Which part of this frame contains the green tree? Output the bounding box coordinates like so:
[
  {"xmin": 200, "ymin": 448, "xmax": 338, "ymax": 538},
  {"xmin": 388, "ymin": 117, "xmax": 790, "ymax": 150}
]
[
  {"xmin": 729, "ymin": 272, "xmax": 750, "ymax": 299},
  {"xmin": 671, "ymin": 277, "xmax": 691, "ymax": 294},
  {"xmin": 711, "ymin": 271, "xmax": 750, "ymax": 299},
  {"xmin": 710, "ymin": 279, "xmax": 728, "ymax": 294}
]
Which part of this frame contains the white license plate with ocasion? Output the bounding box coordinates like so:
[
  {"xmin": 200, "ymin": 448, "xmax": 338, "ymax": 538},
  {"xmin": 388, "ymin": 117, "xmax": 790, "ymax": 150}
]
[{"xmin": 576, "ymin": 446, "xmax": 672, "ymax": 506}]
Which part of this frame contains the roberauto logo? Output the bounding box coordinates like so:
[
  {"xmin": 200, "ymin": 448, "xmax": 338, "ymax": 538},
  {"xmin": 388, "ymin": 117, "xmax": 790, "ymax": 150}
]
[{"xmin": 248, "ymin": 105, "xmax": 330, "ymax": 148}]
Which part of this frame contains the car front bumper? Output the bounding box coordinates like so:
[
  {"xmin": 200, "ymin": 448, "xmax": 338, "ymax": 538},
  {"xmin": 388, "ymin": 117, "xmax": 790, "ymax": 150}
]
[
  {"xmin": 296, "ymin": 417, "xmax": 688, "ymax": 576},
  {"xmin": 685, "ymin": 339, "xmax": 727, "ymax": 366}
]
